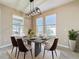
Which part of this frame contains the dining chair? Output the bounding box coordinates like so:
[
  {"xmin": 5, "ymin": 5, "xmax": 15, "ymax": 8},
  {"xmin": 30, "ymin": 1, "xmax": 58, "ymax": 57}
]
[
  {"xmin": 17, "ymin": 38, "xmax": 33, "ymax": 59},
  {"xmin": 11, "ymin": 36, "xmax": 18, "ymax": 57},
  {"xmin": 43, "ymin": 38, "xmax": 58, "ymax": 59}
]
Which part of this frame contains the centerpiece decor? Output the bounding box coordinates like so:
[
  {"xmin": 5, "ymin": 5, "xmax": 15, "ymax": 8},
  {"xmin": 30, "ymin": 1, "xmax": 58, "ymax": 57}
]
[{"xmin": 28, "ymin": 29, "xmax": 35, "ymax": 38}]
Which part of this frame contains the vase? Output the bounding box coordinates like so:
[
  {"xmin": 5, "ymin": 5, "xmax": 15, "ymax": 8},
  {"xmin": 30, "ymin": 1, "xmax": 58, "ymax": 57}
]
[{"xmin": 69, "ymin": 40, "xmax": 76, "ymax": 51}]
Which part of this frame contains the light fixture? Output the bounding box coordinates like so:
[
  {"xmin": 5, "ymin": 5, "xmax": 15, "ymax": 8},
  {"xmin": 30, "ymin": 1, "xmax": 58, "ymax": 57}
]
[{"xmin": 25, "ymin": 0, "xmax": 41, "ymax": 16}]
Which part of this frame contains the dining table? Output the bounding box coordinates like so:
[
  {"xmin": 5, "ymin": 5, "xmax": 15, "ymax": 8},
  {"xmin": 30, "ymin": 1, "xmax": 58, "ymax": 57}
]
[{"xmin": 23, "ymin": 37, "xmax": 49, "ymax": 57}]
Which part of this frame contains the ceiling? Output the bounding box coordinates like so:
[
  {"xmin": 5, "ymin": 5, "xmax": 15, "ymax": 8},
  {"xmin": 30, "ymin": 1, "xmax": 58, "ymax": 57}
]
[{"xmin": 0, "ymin": 0, "xmax": 74, "ymax": 13}]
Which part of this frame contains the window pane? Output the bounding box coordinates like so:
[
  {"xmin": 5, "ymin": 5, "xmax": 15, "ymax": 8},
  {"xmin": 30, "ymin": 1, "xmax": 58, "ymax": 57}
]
[
  {"xmin": 36, "ymin": 18, "xmax": 43, "ymax": 26},
  {"xmin": 12, "ymin": 15, "xmax": 24, "ymax": 36},
  {"xmin": 37, "ymin": 26, "xmax": 43, "ymax": 34},
  {"xmin": 13, "ymin": 19, "xmax": 23, "ymax": 25},
  {"xmin": 45, "ymin": 25, "xmax": 56, "ymax": 36},
  {"xmin": 45, "ymin": 14, "xmax": 56, "ymax": 36},
  {"xmin": 46, "ymin": 14, "xmax": 56, "ymax": 25},
  {"xmin": 36, "ymin": 17, "xmax": 43, "ymax": 35}
]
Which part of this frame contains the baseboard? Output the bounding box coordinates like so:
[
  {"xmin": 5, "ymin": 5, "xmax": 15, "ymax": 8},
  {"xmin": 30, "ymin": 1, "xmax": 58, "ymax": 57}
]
[
  {"xmin": 0, "ymin": 43, "xmax": 11, "ymax": 48},
  {"xmin": 57, "ymin": 44, "xmax": 72, "ymax": 51},
  {"xmin": 58, "ymin": 44, "xmax": 70, "ymax": 48}
]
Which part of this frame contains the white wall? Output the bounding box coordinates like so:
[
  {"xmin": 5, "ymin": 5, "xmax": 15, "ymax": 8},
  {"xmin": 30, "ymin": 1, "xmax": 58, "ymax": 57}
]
[
  {"xmin": 24, "ymin": 17, "xmax": 31, "ymax": 36},
  {"xmin": 56, "ymin": 1, "xmax": 79, "ymax": 46}
]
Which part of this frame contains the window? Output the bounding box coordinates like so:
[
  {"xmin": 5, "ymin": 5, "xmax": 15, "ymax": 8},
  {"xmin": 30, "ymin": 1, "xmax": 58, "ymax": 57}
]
[
  {"xmin": 36, "ymin": 14, "xmax": 56, "ymax": 37},
  {"xmin": 12, "ymin": 15, "xmax": 24, "ymax": 36},
  {"xmin": 36, "ymin": 17, "xmax": 43, "ymax": 35},
  {"xmin": 45, "ymin": 14, "xmax": 56, "ymax": 36}
]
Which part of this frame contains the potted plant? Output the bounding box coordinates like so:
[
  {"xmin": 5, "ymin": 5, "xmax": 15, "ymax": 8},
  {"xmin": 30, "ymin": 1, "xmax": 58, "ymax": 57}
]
[{"xmin": 68, "ymin": 29, "xmax": 78, "ymax": 50}]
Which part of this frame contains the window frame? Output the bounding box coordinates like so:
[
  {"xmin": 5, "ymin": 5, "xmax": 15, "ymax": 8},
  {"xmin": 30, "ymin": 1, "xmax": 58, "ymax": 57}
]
[
  {"xmin": 12, "ymin": 15, "xmax": 24, "ymax": 36},
  {"xmin": 36, "ymin": 14, "xmax": 56, "ymax": 36}
]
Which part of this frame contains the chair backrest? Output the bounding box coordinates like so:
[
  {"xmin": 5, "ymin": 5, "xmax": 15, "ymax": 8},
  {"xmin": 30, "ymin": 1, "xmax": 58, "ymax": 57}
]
[
  {"xmin": 11, "ymin": 36, "xmax": 17, "ymax": 47},
  {"xmin": 17, "ymin": 38, "xmax": 28, "ymax": 52},
  {"xmin": 50, "ymin": 38, "xmax": 58, "ymax": 51}
]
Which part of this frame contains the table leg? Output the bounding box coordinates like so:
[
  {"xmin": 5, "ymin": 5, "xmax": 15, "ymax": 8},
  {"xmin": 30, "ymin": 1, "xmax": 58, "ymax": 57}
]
[{"xmin": 35, "ymin": 42, "xmax": 41, "ymax": 57}]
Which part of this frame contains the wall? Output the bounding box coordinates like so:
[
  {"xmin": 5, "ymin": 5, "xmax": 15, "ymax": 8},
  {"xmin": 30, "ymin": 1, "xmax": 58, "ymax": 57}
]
[
  {"xmin": 0, "ymin": 4, "xmax": 31, "ymax": 47},
  {"xmin": 56, "ymin": 1, "xmax": 79, "ymax": 46},
  {"xmin": 34, "ymin": 1, "xmax": 79, "ymax": 47},
  {"xmin": 24, "ymin": 17, "xmax": 31, "ymax": 35}
]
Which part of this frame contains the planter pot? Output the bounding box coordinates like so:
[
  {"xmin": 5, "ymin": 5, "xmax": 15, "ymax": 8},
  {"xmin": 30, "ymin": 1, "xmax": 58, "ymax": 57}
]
[{"xmin": 69, "ymin": 40, "xmax": 76, "ymax": 51}]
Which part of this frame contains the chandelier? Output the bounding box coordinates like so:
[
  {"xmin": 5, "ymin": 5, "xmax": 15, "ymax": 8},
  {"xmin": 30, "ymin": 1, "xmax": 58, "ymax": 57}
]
[{"xmin": 25, "ymin": 0, "xmax": 41, "ymax": 16}]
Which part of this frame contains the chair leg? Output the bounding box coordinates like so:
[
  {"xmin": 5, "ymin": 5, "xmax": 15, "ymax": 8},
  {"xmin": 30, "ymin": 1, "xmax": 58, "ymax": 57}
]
[
  {"xmin": 17, "ymin": 51, "xmax": 20, "ymax": 59},
  {"xmin": 24, "ymin": 52, "xmax": 26, "ymax": 59},
  {"xmin": 30, "ymin": 49, "xmax": 33, "ymax": 59},
  {"xmin": 11, "ymin": 47, "xmax": 14, "ymax": 53},
  {"xmin": 15, "ymin": 47, "xmax": 17, "ymax": 57},
  {"xmin": 43, "ymin": 49, "xmax": 45, "ymax": 59},
  {"xmin": 52, "ymin": 51, "xmax": 54, "ymax": 59},
  {"xmin": 54, "ymin": 50, "xmax": 57, "ymax": 56}
]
